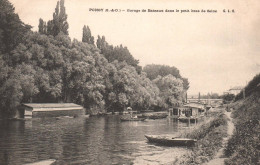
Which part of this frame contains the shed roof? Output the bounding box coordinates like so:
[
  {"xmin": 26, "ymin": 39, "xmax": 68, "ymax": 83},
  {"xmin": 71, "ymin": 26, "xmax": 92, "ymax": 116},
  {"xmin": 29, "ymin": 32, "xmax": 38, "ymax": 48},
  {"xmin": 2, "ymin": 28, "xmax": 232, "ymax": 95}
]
[{"xmin": 22, "ymin": 103, "xmax": 82, "ymax": 108}]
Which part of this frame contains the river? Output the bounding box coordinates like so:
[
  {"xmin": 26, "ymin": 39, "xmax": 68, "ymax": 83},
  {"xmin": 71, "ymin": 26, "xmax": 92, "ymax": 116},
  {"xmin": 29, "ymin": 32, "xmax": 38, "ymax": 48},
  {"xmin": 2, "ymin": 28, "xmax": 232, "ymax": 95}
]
[{"xmin": 0, "ymin": 115, "xmax": 194, "ymax": 165}]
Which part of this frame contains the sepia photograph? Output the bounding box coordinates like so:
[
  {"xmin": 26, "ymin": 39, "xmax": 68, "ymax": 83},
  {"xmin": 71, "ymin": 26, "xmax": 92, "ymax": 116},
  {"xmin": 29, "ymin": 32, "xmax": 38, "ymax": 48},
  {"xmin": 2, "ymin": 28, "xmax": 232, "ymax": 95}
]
[{"xmin": 0, "ymin": 0, "xmax": 259, "ymax": 164}]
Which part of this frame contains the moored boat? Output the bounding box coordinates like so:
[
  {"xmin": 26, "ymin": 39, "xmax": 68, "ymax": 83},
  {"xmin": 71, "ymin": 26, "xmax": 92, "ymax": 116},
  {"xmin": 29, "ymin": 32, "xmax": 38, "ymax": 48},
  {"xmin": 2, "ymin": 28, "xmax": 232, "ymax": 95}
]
[
  {"xmin": 24, "ymin": 159, "xmax": 56, "ymax": 165},
  {"xmin": 120, "ymin": 117, "xmax": 146, "ymax": 121},
  {"xmin": 145, "ymin": 135, "xmax": 197, "ymax": 146},
  {"xmin": 120, "ymin": 107, "xmax": 145, "ymax": 121}
]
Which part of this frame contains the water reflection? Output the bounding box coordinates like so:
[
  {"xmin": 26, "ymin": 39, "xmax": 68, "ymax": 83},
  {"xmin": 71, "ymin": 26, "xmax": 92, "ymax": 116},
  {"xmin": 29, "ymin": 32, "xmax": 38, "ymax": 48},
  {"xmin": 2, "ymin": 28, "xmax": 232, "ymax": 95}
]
[{"xmin": 0, "ymin": 116, "xmax": 194, "ymax": 165}]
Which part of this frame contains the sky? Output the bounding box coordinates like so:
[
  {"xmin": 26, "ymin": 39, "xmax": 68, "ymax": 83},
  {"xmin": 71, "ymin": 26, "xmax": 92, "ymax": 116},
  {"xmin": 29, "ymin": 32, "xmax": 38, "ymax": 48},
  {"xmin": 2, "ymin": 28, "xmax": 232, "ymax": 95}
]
[{"xmin": 9, "ymin": 0, "xmax": 260, "ymax": 95}]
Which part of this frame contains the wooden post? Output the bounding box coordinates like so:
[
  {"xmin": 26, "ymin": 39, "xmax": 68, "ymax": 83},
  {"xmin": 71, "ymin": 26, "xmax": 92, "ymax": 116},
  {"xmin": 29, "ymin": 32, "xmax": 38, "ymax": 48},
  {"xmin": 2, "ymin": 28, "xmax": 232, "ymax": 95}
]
[{"xmin": 177, "ymin": 119, "xmax": 180, "ymax": 131}]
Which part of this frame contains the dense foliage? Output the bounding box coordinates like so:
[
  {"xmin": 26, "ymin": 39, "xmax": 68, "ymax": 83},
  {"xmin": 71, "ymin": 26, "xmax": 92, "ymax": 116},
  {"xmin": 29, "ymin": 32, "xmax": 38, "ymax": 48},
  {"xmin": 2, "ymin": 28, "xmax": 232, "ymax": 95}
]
[
  {"xmin": 234, "ymin": 73, "xmax": 260, "ymax": 101},
  {"xmin": 0, "ymin": 0, "xmax": 188, "ymax": 117},
  {"xmin": 96, "ymin": 35, "xmax": 142, "ymax": 74},
  {"xmin": 224, "ymin": 76, "xmax": 260, "ymax": 165},
  {"xmin": 143, "ymin": 64, "xmax": 189, "ymax": 90},
  {"xmin": 0, "ymin": 0, "xmax": 31, "ymax": 53},
  {"xmin": 222, "ymin": 93, "xmax": 235, "ymax": 103},
  {"xmin": 38, "ymin": 0, "xmax": 69, "ymax": 36},
  {"xmin": 177, "ymin": 110, "xmax": 228, "ymax": 165},
  {"xmin": 82, "ymin": 25, "xmax": 94, "ymax": 44}
]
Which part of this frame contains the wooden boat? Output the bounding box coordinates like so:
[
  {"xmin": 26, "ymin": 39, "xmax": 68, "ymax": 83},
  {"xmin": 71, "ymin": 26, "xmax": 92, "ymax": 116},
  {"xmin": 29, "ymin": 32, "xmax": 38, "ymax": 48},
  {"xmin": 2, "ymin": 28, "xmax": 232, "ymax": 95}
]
[
  {"xmin": 121, "ymin": 107, "xmax": 145, "ymax": 121},
  {"xmin": 145, "ymin": 135, "xmax": 197, "ymax": 146},
  {"xmin": 120, "ymin": 117, "xmax": 146, "ymax": 121},
  {"xmin": 24, "ymin": 159, "xmax": 56, "ymax": 165},
  {"xmin": 120, "ymin": 111, "xmax": 129, "ymax": 115}
]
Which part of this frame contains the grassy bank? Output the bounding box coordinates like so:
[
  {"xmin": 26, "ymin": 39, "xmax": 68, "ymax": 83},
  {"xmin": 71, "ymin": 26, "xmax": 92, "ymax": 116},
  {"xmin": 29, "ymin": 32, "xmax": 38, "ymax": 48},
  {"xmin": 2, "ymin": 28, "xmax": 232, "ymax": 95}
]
[
  {"xmin": 224, "ymin": 91, "xmax": 260, "ymax": 165},
  {"xmin": 174, "ymin": 109, "xmax": 228, "ymax": 165}
]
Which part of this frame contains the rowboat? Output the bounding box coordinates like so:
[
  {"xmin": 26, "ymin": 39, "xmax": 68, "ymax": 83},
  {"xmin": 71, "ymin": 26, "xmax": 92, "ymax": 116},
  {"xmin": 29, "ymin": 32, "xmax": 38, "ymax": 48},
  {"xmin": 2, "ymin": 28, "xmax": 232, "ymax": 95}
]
[
  {"xmin": 120, "ymin": 107, "xmax": 145, "ymax": 121},
  {"xmin": 24, "ymin": 159, "xmax": 56, "ymax": 165},
  {"xmin": 120, "ymin": 117, "xmax": 146, "ymax": 121},
  {"xmin": 145, "ymin": 135, "xmax": 197, "ymax": 146}
]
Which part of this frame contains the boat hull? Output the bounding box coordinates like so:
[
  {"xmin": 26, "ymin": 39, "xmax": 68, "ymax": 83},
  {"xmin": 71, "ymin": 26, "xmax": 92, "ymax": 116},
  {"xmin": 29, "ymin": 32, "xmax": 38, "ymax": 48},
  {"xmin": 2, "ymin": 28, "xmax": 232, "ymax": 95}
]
[
  {"xmin": 145, "ymin": 135, "xmax": 196, "ymax": 146},
  {"xmin": 24, "ymin": 159, "xmax": 56, "ymax": 165},
  {"xmin": 120, "ymin": 117, "xmax": 146, "ymax": 121}
]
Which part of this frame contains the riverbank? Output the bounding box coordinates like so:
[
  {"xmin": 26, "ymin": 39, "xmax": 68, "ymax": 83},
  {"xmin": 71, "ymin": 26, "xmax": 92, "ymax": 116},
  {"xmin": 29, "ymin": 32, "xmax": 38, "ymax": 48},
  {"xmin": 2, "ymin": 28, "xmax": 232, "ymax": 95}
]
[
  {"xmin": 174, "ymin": 108, "xmax": 228, "ymax": 165},
  {"xmin": 203, "ymin": 111, "xmax": 234, "ymax": 165},
  {"xmin": 224, "ymin": 91, "xmax": 260, "ymax": 165}
]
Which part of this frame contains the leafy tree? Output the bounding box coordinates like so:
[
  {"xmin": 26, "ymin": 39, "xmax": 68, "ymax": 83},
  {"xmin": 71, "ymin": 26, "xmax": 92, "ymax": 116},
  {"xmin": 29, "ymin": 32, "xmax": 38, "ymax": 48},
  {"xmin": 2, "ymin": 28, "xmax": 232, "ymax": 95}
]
[
  {"xmin": 223, "ymin": 93, "xmax": 235, "ymax": 103},
  {"xmin": 143, "ymin": 64, "xmax": 189, "ymax": 90},
  {"xmin": 82, "ymin": 25, "xmax": 94, "ymax": 44},
  {"xmin": 96, "ymin": 35, "xmax": 141, "ymax": 73},
  {"xmin": 38, "ymin": 18, "xmax": 47, "ymax": 34},
  {"xmin": 143, "ymin": 64, "xmax": 181, "ymax": 79},
  {"xmin": 182, "ymin": 78, "xmax": 190, "ymax": 90},
  {"xmin": 46, "ymin": 0, "xmax": 69, "ymax": 36},
  {"xmin": 0, "ymin": 0, "xmax": 31, "ymax": 53},
  {"xmin": 153, "ymin": 74, "xmax": 184, "ymax": 107}
]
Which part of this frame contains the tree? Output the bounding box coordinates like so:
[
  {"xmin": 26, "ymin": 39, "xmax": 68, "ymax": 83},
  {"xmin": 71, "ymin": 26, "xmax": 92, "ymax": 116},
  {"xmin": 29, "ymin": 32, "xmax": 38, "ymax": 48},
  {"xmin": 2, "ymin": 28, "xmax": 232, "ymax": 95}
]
[
  {"xmin": 143, "ymin": 64, "xmax": 189, "ymax": 90},
  {"xmin": 38, "ymin": 18, "xmax": 47, "ymax": 34},
  {"xmin": 82, "ymin": 25, "xmax": 94, "ymax": 44},
  {"xmin": 46, "ymin": 0, "xmax": 69, "ymax": 36},
  {"xmin": 153, "ymin": 74, "xmax": 184, "ymax": 107},
  {"xmin": 96, "ymin": 35, "xmax": 141, "ymax": 73},
  {"xmin": 38, "ymin": 18, "xmax": 44, "ymax": 34},
  {"xmin": 0, "ymin": 0, "xmax": 31, "ymax": 53},
  {"xmin": 223, "ymin": 93, "xmax": 235, "ymax": 103},
  {"xmin": 143, "ymin": 64, "xmax": 181, "ymax": 80}
]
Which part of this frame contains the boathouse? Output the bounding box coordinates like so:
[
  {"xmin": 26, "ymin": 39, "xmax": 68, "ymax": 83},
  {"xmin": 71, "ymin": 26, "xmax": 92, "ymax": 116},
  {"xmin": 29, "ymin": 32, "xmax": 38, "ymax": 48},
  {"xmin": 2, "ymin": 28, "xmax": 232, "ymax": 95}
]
[
  {"xmin": 168, "ymin": 106, "xmax": 191, "ymax": 119},
  {"xmin": 183, "ymin": 103, "xmax": 206, "ymax": 117},
  {"xmin": 168, "ymin": 103, "xmax": 205, "ymax": 119},
  {"xmin": 21, "ymin": 103, "xmax": 84, "ymax": 118}
]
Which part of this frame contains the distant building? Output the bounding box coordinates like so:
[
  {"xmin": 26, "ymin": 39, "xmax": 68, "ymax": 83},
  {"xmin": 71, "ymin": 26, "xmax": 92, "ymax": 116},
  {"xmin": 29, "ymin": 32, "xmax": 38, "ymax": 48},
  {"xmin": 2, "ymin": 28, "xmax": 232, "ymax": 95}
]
[
  {"xmin": 224, "ymin": 86, "xmax": 244, "ymax": 95},
  {"xmin": 20, "ymin": 103, "xmax": 84, "ymax": 118}
]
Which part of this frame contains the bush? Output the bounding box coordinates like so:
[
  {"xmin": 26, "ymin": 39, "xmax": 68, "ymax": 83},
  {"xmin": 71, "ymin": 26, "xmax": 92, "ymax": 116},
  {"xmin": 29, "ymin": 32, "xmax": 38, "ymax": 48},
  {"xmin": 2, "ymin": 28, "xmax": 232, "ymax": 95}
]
[
  {"xmin": 235, "ymin": 73, "xmax": 260, "ymax": 101},
  {"xmin": 176, "ymin": 111, "xmax": 228, "ymax": 165},
  {"xmin": 224, "ymin": 91, "xmax": 260, "ymax": 165}
]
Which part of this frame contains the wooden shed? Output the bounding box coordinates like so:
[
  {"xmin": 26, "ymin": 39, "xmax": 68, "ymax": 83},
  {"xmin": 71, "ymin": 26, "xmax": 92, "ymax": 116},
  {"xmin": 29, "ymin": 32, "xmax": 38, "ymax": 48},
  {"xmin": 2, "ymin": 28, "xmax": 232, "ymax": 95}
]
[
  {"xmin": 21, "ymin": 103, "xmax": 84, "ymax": 118},
  {"xmin": 168, "ymin": 103, "xmax": 206, "ymax": 121},
  {"xmin": 168, "ymin": 106, "xmax": 191, "ymax": 119}
]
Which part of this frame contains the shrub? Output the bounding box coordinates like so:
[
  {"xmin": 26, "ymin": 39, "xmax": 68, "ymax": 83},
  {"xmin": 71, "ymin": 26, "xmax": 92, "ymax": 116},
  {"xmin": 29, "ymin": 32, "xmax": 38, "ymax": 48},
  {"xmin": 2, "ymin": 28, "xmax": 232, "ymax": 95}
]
[{"xmin": 176, "ymin": 111, "xmax": 228, "ymax": 165}]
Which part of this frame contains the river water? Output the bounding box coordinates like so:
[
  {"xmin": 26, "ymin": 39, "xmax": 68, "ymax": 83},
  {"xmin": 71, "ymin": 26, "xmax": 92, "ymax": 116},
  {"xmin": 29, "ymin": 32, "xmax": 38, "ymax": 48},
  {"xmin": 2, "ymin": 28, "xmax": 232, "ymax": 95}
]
[{"xmin": 0, "ymin": 115, "xmax": 194, "ymax": 165}]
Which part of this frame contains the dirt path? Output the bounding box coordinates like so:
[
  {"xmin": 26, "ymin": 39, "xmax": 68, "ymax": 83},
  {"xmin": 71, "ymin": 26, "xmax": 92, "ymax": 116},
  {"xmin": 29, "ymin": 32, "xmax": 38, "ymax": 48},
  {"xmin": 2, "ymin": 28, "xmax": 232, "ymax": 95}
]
[{"xmin": 204, "ymin": 111, "xmax": 234, "ymax": 165}]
